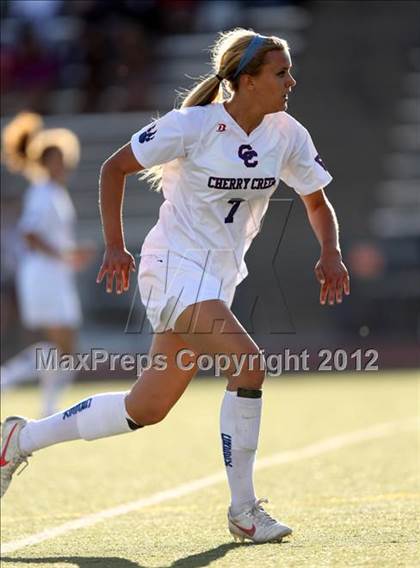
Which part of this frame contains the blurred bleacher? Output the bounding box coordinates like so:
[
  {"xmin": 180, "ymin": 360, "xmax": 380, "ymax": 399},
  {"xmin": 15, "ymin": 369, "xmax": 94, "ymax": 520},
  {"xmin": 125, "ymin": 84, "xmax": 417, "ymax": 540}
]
[{"xmin": 1, "ymin": 0, "xmax": 310, "ymax": 113}]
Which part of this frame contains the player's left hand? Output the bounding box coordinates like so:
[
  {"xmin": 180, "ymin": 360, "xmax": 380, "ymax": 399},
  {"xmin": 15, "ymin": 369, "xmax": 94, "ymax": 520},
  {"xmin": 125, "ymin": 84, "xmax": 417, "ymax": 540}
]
[{"xmin": 314, "ymin": 251, "xmax": 350, "ymax": 305}]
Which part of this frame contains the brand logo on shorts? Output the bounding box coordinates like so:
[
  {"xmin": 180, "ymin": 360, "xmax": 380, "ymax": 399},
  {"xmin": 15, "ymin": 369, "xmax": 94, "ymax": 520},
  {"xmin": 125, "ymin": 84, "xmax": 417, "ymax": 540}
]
[
  {"xmin": 62, "ymin": 398, "xmax": 92, "ymax": 420},
  {"xmin": 221, "ymin": 433, "xmax": 233, "ymax": 467},
  {"xmin": 139, "ymin": 124, "xmax": 157, "ymax": 143},
  {"xmin": 238, "ymin": 144, "xmax": 258, "ymax": 168},
  {"xmin": 217, "ymin": 123, "xmax": 226, "ymax": 132}
]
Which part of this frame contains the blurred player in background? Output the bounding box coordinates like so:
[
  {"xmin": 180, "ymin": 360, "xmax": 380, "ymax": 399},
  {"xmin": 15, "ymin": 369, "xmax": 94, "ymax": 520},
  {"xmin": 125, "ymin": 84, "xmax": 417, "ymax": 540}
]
[
  {"xmin": 1, "ymin": 30, "xmax": 349, "ymax": 543},
  {"xmin": 1, "ymin": 113, "xmax": 94, "ymax": 416}
]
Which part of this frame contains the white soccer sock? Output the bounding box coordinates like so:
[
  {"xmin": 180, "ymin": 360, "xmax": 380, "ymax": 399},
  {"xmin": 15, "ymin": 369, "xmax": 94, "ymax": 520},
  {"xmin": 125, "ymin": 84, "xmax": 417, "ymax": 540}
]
[
  {"xmin": 39, "ymin": 368, "xmax": 77, "ymax": 417},
  {"xmin": 220, "ymin": 389, "xmax": 262, "ymax": 517},
  {"xmin": 0, "ymin": 342, "xmax": 53, "ymax": 391},
  {"xmin": 19, "ymin": 391, "xmax": 138, "ymax": 454}
]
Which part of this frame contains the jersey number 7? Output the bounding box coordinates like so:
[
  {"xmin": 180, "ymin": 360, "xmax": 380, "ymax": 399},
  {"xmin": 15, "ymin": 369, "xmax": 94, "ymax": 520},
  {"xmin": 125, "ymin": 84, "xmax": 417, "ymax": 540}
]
[{"xmin": 224, "ymin": 198, "xmax": 244, "ymax": 223}]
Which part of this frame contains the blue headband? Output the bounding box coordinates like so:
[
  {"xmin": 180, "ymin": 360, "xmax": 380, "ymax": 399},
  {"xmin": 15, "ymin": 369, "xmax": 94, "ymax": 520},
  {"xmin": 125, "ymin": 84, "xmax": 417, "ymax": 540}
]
[{"xmin": 233, "ymin": 35, "xmax": 266, "ymax": 79}]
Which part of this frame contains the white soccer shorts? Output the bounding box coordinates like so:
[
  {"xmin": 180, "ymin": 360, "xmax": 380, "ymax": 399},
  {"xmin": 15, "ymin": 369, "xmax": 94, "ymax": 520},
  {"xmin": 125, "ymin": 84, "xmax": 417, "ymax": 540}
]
[
  {"xmin": 138, "ymin": 252, "xmax": 236, "ymax": 333},
  {"xmin": 16, "ymin": 257, "xmax": 82, "ymax": 329}
]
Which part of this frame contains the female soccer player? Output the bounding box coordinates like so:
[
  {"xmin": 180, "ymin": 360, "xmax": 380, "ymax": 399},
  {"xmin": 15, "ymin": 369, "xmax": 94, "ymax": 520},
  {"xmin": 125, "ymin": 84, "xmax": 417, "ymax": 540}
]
[
  {"xmin": 1, "ymin": 113, "xmax": 93, "ymax": 416},
  {"xmin": 1, "ymin": 29, "xmax": 350, "ymax": 543}
]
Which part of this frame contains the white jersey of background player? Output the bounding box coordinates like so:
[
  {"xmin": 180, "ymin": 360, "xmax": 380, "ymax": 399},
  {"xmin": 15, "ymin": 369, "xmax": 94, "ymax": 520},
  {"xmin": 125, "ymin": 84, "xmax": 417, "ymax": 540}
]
[
  {"xmin": 17, "ymin": 178, "xmax": 80, "ymax": 328},
  {"xmin": 0, "ymin": 113, "xmax": 93, "ymax": 417}
]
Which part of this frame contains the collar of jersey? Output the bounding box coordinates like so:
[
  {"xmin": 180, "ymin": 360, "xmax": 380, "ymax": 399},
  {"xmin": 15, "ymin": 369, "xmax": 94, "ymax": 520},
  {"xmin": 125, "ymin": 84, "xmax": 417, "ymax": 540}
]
[{"xmin": 218, "ymin": 102, "xmax": 268, "ymax": 139}]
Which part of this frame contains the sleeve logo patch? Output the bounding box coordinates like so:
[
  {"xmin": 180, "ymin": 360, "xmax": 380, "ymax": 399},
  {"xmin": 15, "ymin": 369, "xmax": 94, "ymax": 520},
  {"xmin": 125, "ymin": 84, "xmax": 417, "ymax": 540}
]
[
  {"xmin": 139, "ymin": 124, "xmax": 157, "ymax": 143},
  {"xmin": 315, "ymin": 154, "xmax": 328, "ymax": 171}
]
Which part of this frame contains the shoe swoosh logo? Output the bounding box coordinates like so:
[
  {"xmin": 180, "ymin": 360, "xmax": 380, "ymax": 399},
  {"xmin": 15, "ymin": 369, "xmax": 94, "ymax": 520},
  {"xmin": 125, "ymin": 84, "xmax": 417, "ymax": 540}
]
[
  {"xmin": 0, "ymin": 423, "xmax": 18, "ymax": 467},
  {"xmin": 231, "ymin": 520, "xmax": 256, "ymax": 537}
]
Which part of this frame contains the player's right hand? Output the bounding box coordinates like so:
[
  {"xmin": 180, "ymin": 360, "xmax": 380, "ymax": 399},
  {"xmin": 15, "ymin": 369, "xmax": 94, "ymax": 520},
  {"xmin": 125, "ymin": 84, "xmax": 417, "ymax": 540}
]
[{"xmin": 96, "ymin": 245, "xmax": 136, "ymax": 294}]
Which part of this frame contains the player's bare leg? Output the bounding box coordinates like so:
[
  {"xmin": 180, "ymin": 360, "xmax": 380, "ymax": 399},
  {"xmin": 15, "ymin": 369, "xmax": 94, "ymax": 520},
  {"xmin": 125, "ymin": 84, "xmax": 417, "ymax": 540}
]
[
  {"xmin": 125, "ymin": 330, "xmax": 198, "ymax": 426},
  {"xmin": 44, "ymin": 326, "xmax": 75, "ymax": 355},
  {"xmin": 175, "ymin": 299, "xmax": 265, "ymax": 390}
]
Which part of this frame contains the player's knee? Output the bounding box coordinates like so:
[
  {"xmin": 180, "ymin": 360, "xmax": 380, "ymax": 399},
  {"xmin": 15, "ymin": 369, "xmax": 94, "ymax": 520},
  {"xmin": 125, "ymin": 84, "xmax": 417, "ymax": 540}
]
[
  {"xmin": 142, "ymin": 407, "xmax": 169, "ymax": 425},
  {"xmin": 129, "ymin": 402, "xmax": 170, "ymax": 426}
]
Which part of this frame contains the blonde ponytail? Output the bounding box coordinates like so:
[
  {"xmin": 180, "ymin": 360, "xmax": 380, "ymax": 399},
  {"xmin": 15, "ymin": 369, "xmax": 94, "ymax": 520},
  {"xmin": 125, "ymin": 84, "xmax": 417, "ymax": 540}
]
[
  {"xmin": 181, "ymin": 74, "xmax": 223, "ymax": 108},
  {"xmin": 141, "ymin": 28, "xmax": 288, "ymax": 192}
]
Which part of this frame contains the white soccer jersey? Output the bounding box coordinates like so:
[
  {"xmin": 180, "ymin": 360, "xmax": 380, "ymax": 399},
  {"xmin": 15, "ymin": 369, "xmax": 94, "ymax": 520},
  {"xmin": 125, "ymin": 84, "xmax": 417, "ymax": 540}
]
[
  {"xmin": 19, "ymin": 180, "xmax": 76, "ymax": 256},
  {"xmin": 16, "ymin": 180, "xmax": 81, "ymax": 328},
  {"xmin": 131, "ymin": 102, "xmax": 332, "ymax": 291}
]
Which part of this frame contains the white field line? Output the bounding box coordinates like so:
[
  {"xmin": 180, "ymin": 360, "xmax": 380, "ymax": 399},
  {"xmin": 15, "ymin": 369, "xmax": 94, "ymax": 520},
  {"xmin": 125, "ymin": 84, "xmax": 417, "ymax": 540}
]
[{"xmin": 1, "ymin": 416, "xmax": 418, "ymax": 555}]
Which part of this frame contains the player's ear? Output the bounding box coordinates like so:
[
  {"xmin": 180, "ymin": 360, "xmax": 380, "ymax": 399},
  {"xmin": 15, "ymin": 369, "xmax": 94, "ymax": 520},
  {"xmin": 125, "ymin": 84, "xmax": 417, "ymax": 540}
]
[{"xmin": 241, "ymin": 73, "xmax": 255, "ymax": 91}]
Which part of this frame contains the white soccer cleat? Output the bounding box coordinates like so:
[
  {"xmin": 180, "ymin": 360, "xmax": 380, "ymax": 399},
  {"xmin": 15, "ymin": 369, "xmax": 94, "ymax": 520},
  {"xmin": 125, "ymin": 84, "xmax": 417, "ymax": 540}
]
[
  {"xmin": 228, "ymin": 498, "xmax": 292, "ymax": 543},
  {"xmin": 1, "ymin": 416, "xmax": 30, "ymax": 498}
]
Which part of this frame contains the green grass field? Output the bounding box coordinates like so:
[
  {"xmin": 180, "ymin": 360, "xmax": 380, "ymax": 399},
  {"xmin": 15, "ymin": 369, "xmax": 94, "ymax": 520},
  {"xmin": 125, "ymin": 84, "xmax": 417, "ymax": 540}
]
[{"xmin": 1, "ymin": 371, "xmax": 419, "ymax": 567}]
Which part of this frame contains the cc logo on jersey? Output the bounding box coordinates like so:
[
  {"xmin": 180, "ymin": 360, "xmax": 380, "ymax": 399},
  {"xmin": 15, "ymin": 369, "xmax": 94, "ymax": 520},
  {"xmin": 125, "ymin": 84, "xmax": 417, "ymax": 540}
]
[{"xmin": 238, "ymin": 144, "xmax": 258, "ymax": 168}]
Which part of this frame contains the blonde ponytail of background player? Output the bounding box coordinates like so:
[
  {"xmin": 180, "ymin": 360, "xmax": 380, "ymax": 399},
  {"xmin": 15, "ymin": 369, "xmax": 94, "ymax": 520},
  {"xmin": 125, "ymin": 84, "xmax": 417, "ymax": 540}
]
[
  {"xmin": 1, "ymin": 111, "xmax": 43, "ymax": 178},
  {"xmin": 141, "ymin": 28, "xmax": 288, "ymax": 191}
]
